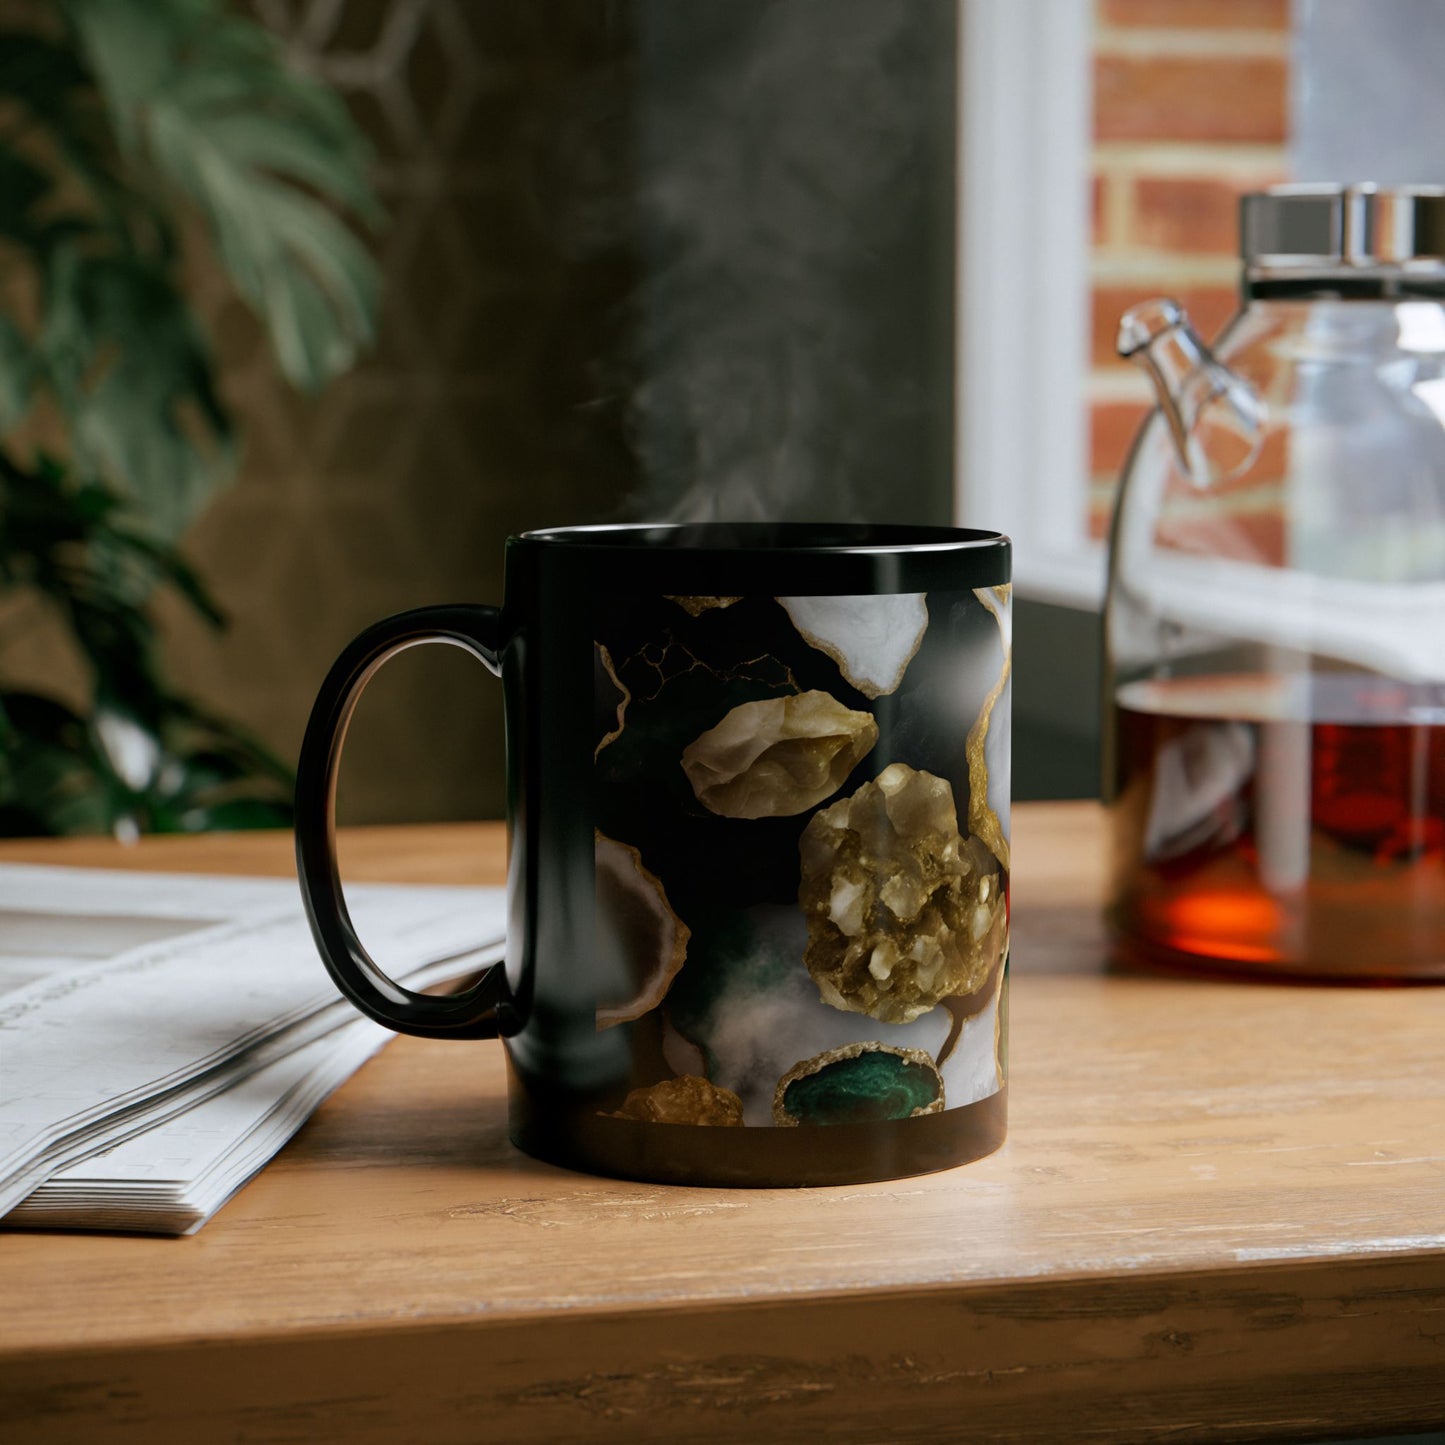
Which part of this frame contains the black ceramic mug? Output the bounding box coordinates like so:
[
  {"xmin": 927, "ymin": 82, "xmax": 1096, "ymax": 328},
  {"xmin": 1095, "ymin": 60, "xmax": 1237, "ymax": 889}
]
[{"xmin": 296, "ymin": 523, "xmax": 1012, "ymax": 1186}]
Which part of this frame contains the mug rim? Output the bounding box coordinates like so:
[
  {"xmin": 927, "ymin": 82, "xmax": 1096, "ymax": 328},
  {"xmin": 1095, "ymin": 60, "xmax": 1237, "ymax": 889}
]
[{"xmin": 515, "ymin": 522, "xmax": 1009, "ymax": 556}]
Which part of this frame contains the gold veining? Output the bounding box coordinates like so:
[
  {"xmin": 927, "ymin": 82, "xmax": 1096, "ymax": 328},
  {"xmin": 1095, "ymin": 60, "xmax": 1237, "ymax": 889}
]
[
  {"xmin": 665, "ymin": 595, "xmax": 743, "ymax": 616},
  {"xmin": 967, "ymin": 584, "xmax": 1012, "ymax": 871},
  {"xmin": 595, "ymin": 642, "xmax": 631, "ymax": 759}
]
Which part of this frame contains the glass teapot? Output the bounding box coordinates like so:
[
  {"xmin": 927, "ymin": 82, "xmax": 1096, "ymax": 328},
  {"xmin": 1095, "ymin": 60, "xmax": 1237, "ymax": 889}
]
[{"xmin": 1105, "ymin": 184, "xmax": 1445, "ymax": 980}]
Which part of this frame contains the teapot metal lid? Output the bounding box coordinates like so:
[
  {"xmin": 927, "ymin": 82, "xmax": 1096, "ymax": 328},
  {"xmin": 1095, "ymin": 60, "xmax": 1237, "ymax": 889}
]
[{"xmin": 1242, "ymin": 184, "xmax": 1445, "ymax": 271}]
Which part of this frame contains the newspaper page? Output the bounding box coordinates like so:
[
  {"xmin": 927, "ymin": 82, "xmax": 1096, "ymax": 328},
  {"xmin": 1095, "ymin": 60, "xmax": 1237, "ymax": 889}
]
[{"xmin": 0, "ymin": 865, "xmax": 506, "ymax": 1231}]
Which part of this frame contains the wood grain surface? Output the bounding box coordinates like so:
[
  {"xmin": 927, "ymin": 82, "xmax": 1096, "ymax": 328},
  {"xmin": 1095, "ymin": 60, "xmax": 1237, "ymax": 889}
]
[{"xmin": 2, "ymin": 804, "xmax": 1443, "ymax": 1444}]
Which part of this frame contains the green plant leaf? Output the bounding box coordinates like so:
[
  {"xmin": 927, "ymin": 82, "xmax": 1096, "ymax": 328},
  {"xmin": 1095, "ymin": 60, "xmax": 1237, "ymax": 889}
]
[
  {"xmin": 36, "ymin": 248, "xmax": 234, "ymax": 537},
  {"xmin": 0, "ymin": 148, "xmax": 51, "ymax": 246},
  {"xmin": 107, "ymin": 524, "xmax": 225, "ymax": 626},
  {"xmin": 0, "ymin": 31, "xmax": 158, "ymax": 256},
  {"xmin": 0, "ymin": 452, "xmax": 221, "ymax": 726},
  {"xmin": 0, "ymin": 33, "xmax": 89, "ymax": 116},
  {"xmin": 0, "ymin": 1, "xmax": 359, "ymax": 837},
  {"xmin": 0, "ymin": 675, "xmax": 296, "ymax": 838},
  {"xmin": 0, "ymin": 689, "xmax": 115, "ymax": 836},
  {"xmin": 166, "ymin": 697, "xmax": 295, "ymax": 785},
  {"xmin": 177, "ymin": 797, "xmax": 292, "ymax": 832},
  {"xmin": 64, "ymin": 0, "xmax": 382, "ymax": 392}
]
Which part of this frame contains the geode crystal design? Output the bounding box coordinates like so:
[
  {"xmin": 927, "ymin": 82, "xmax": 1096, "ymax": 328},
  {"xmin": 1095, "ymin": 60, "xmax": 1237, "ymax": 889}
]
[
  {"xmin": 798, "ymin": 763, "xmax": 1005, "ymax": 1023},
  {"xmin": 593, "ymin": 589, "xmax": 1008, "ymax": 1129},
  {"xmin": 776, "ymin": 593, "xmax": 928, "ymax": 698},
  {"xmin": 595, "ymin": 831, "xmax": 690, "ymax": 1029},
  {"xmin": 773, "ymin": 1042, "xmax": 944, "ymax": 1126},
  {"xmin": 608, "ymin": 1075, "xmax": 745, "ymax": 1126},
  {"xmin": 681, "ymin": 690, "xmax": 879, "ymax": 819}
]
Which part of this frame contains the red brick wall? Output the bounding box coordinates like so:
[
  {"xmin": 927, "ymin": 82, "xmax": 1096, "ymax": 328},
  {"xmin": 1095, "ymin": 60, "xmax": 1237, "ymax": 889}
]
[{"xmin": 1088, "ymin": 0, "xmax": 1290, "ymax": 539}]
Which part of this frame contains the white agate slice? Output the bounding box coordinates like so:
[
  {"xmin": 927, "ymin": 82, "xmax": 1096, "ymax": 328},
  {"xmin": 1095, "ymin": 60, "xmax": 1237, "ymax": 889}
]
[
  {"xmin": 938, "ymin": 969, "xmax": 1006, "ymax": 1106},
  {"xmin": 594, "ymin": 832, "xmax": 690, "ymax": 1029},
  {"xmin": 681, "ymin": 690, "xmax": 878, "ymax": 819},
  {"xmin": 776, "ymin": 593, "xmax": 928, "ymax": 698}
]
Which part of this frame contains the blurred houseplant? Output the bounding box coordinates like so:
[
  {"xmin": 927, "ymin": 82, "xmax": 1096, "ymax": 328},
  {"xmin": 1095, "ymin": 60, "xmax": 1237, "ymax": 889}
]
[{"xmin": 0, "ymin": 0, "xmax": 379, "ymax": 836}]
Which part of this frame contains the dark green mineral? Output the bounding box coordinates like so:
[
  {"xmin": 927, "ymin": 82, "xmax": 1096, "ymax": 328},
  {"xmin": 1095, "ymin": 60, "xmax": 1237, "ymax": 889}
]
[{"xmin": 773, "ymin": 1043, "xmax": 944, "ymax": 1126}]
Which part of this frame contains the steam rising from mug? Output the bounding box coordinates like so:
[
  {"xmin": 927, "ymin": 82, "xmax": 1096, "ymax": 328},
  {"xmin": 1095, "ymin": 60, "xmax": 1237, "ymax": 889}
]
[{"xmin": 552, "ymin": 1, "xmax": 955, "ymax": 525}]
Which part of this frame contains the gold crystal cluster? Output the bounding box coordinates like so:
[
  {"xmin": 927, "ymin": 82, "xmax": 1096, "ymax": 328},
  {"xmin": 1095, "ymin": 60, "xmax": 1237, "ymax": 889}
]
[
  {"xmin": 799, "ymin": 763, "xmax": 1005, "ymax": 1023},
  {"xmin": 609, "ymin": 1075, "xmax": 744, "ymax": 1125}
]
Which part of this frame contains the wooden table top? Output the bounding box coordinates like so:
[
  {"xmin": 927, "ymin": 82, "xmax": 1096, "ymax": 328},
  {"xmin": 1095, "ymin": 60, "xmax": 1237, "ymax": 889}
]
[{"xmin": 2, "ymin": 803, "xmax": 1443, "ymax": 1444}]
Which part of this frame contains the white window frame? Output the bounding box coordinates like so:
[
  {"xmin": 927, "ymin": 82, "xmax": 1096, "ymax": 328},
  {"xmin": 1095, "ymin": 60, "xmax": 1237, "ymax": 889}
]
[{"xmin": 955, "ymin": 0, "xmax": 1104, "ymax": 610}]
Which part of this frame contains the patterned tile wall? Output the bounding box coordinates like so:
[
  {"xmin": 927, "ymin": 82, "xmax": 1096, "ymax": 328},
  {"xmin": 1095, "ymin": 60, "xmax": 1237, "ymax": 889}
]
[{"xmin": 158, "ymin": 0, "xmax": 638, "ymax": 825}]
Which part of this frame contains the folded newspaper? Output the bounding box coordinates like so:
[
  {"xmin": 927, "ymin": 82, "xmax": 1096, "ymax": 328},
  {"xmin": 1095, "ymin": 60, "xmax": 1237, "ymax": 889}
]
[{"xmin": 0, "ymin": 864, "xmax": 505, "ymax": 1235}]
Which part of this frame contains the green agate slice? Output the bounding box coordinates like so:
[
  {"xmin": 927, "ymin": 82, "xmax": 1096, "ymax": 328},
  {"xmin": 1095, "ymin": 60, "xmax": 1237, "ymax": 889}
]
[{"xmin": 773, "ymin": 1042, "xmax": 944, "ymax": 1127}]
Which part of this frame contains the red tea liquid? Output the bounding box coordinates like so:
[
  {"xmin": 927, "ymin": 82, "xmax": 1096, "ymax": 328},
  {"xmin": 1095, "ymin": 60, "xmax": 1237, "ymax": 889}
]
[{"xmin": 1110, "ymin": 674, "xmax": 1445, "ymax": 978}]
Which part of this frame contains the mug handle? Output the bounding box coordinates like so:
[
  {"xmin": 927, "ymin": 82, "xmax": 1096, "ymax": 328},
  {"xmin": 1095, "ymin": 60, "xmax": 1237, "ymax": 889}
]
[{"xmin": 295, "ymin": 605, "xmax": 514, "ymax": 1040}]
